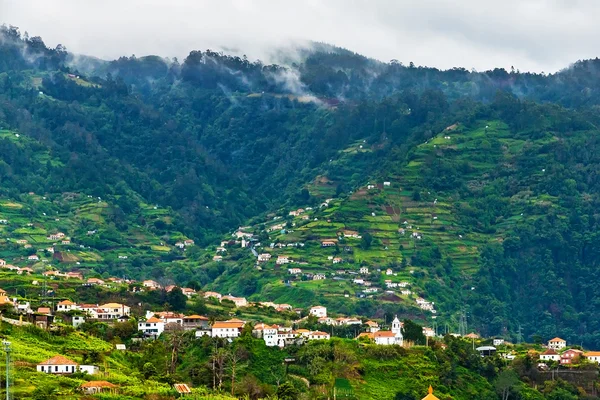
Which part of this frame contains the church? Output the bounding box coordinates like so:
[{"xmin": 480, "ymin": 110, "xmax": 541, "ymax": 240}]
[{"xmin": 373, "ymin": 315, "xmax": 403, "ymax": 346}]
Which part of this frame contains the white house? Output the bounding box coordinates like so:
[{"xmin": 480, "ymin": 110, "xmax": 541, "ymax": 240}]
[
  {"xmin": 211, "ymin": 319, "xmax": 246, "ymax": 338},
  {"xmin": 37, "ymin": 355, "xmax": 78, "ymax": 374},
  {"xmin": 143, "ymin": 280, "xmax": 161, "ymax": 290},
  {"xmin": 138, "ymin": 317, "xmax": 165, "ymax": 337},
  {"xmin": 258, "ymin": 254, "xmax": 272, "ymax": 262},
  {"xmin": 309, "ymin": 306, "xmax": 327, "ymax": 318},
  {"xmin": 359, "ymin": 267, "xmax": 369, "ymax": 275},
  {"xmin": 96, "ymin": 303, "xmax": 130, "ymax": 320},
  {"xmin": 221, "ymin": 295, "xmax": 247, "ymax": 307},
  {"xmin": 79, "ymin": 365, "xmax": 100, "ymax": 375},
  {"xmin": 332, "ymin": 258, "xmax": 342, "ymax": 264},
  {"xmin": 365, "ymin": 321, "xmax": 380, "ymax": 333},
  {"xmin": 385, "ymin": 268, "xmax": 393, "ymax": 275},
  {"xmin": 383, "ymin": 182, "xmax": 391, "ymax": 187},
  {"xmin": 540, "ymin": 349, "xmax": 560, "ymax": 362},
  {"xmin": 204, "ymin": 291, "xmax": 222, "ymax": 300},
  {"xmin": 72, "ymin": 316, "xmax": 86, "ymax": 328},
  {"xmin": 276, "ymin": 256, "xmax": 291, "ymax": 264},
  {"xmin": 584, "ymin": 352, "xmax": 600, "ymax": 364},
  {"xmin": 548, "ymin": 337, "xmax": 566, "ymax": 350},
  {"xmin": 288, "ymin": 268, "xmax": 302, "ymax": 275},
  {"xmin": 308, "ymin": 331, "xmax": 330, "ymax": 340},
  {"xmin": 56, "ymin": 300, "xmax": 78, "ymax": 312},
  {"xmin": 493, "ymin": 338, "xmax": 505, "ymax": 346},
  {"xmin": 313, "ymin": 274, "xmax": 326, "ymax": 280}
]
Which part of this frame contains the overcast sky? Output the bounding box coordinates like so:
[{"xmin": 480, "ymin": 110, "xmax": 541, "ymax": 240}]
[{"xmin": 1, "ymin": 0, "xmax": 598, "ymax": 73}]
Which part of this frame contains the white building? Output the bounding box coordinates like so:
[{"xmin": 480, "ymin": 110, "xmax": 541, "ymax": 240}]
[
  {"xmin": 96, "ymin": 303, "xmax": 130, "ymax": 320},
  {"xmin": 309, "ymin": 306, "xmax": 327, "ymax": 318},
  {"xmin": 56, "ymin": 300, "xmax": 78, "ymax": 312},
  {"xmin": 359, "ymin": 267, "xmax": 369, "ymax": 275},
  {"xmin": 258, "ymin": 254, "xmax": 272, "ymax": 262},
  {"xmin": 79, "ymin": 365, "xmax": 100, "ymax": 375},
  {"xmin": 138, "ymin": 317, "xmax": 165, "ymax": 337},
  {"xmin": 211, "ymin": 319, "xmax": 246, "ymax": 338},
  {"xmin": 308, "ymin": 331, "xmax": 330, "ymax": 340},
  {"xmin": 548, "ymin": 337, "xmax": 567, "ymax": 350},
  {"xmin": 373, "ymin": 316, "xmax": 403, "ymax": 346},
  {"xmin": 221, "ymin": 295, "xmax": 247, "ymax": 308},
  {"xmin": 37, "ymin": 355, "xmax": 78, "ymax": 374},
  {"xmin": 540, "ymin": 349, "xmax": 560, "ymax": 362},
  {"xmin": 72, "ymin": 316, "xmax": 86, "ymax": 328}
]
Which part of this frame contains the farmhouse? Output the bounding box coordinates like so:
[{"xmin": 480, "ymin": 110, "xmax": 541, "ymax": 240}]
[
  {"xmin": 321, "ymin": 241, "xmax": 336, "ymax": 247},
  {"xmin": 288, "ymin": 268, "xmax": 302, "ymax": 275},
  {"xmin": 37, "ymin": 355, "xmax": 78, "ymax": 374}
]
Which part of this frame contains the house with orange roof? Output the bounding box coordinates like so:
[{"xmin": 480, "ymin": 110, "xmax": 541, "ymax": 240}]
[
  {"xmin": 548, "ymin": 337, "xmax": 567, "ymax": 350},
  {"xmin": 138, "ymin": 317, "xmax": 165, "ymax": 337},
  {"xmin": 211, "ymin": 319, "xmax": 246, "ymax": 338},
  {"xmin": 356, "ymin": 332, "xmax": 374, "ymax": 341},
  {"xmin": 308, "ymin": 331, "xmax": 330, "ymax": 340},
  {"xmin": 56, "ymin": 300, "xmax": 78, "ymax": 312},
  {"xmin": 365, "ymin": 320, "xmax": 380, "ymax": 333},
  {"xmin": 183, "ymin": 315, "xmax": 209, "ymax": 330},
  {"xmin": 584, "ymin": 351, "xmax": 600, "ymax": 364},
  {"xmin": 37, "ymin": 355, "xmax": 78, "ymax": 374},
  {"xmin": 203, "ymin": 291, "xmax": 222, "ymax": 300},
  {"xmin": 540, "ymin": 348, "xmax": 560, "ymax": 362},
  {"xmin": 181, "ymin": 288, "xmax": 196, "ymax": 298}
]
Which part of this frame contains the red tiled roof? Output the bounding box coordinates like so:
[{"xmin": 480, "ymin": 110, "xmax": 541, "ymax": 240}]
[
  {"xmin": 81, "ymin": 381, "xmax": 117, "ymax": 388},
  {"xmin": 374, "ymin": 331, "xmax": 396, "ymax": 338},
  {"xmin": 184, "ymin": 315, "xmax": 208, "ymax": 320},
  {"xmin": 542, "ymin": 349, "xmax": 558, "ymax": 355},
  {"xmin": 38, "ymin": 355, "xmax": 78, "ymax": 366},
  {"xmin": 173, "ymin": 383, "xmax": 191, "ymax": 394}
]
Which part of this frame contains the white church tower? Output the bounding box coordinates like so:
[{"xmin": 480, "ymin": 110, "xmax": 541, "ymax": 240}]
[{"xmin": 391, "ymin": 315, "xmax": 404, "ymax": 346}]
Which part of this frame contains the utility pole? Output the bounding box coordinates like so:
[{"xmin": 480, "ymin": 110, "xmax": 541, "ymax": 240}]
[{"xmin": 3, "ymin": 340, "xmax": 10, "ymax": 400}]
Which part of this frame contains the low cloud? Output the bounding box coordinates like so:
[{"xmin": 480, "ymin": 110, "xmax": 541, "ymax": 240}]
[{"xmin": 1, "ymin": 0, "xmax": 599, "ymax": 72}]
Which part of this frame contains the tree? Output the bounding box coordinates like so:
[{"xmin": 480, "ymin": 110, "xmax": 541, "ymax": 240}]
[
  {"xmin": 495, "ymin": 369, "xmax": 519, "ymax": 400},
  {"xmin": 394, "ymin": 390, "xmax": 417, "ymax": 400},
  {"xmin": 166, "ymin": 287, "xmax": 187, "ymax": 311},
  {"xmin": 142, "ymin": 362, "xmax": 157, "ymax": 379},
  {"xmin": 360, "ymin": 232, "xmax": 373, "ymax": 250},
  {"xmin": 276, "ymin": 381, "xmax": 299, "ymax": 400},
  {"xmin": 402, "ymin": 319, "xmax": 425, "ymax": 345}
]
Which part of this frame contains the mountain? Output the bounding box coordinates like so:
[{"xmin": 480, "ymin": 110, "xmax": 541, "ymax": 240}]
[{"xmin": 3, "ymin": 23, "xmax": 600, "ymax": 348}]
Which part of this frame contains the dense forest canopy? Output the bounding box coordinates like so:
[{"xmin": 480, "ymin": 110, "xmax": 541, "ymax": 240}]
[{"xmin": 4, "ymin": 23, "xmax": 600, "ymax": 347}]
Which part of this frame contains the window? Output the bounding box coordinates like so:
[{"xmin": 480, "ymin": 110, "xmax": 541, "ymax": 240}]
[{"xmin": 55, "ymin": 366, "xmax": 58, "ymax": 372}]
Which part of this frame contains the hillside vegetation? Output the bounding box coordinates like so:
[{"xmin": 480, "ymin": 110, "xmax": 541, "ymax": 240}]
[{"xmin": 3, "ymin": 23, "xmax": 600, "ymax": 349}]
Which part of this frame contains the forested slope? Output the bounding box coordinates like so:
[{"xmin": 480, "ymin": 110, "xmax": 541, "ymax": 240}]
[{"xmin": 4, "ymin": 24, "xmax": 600, "ymax": 345}]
